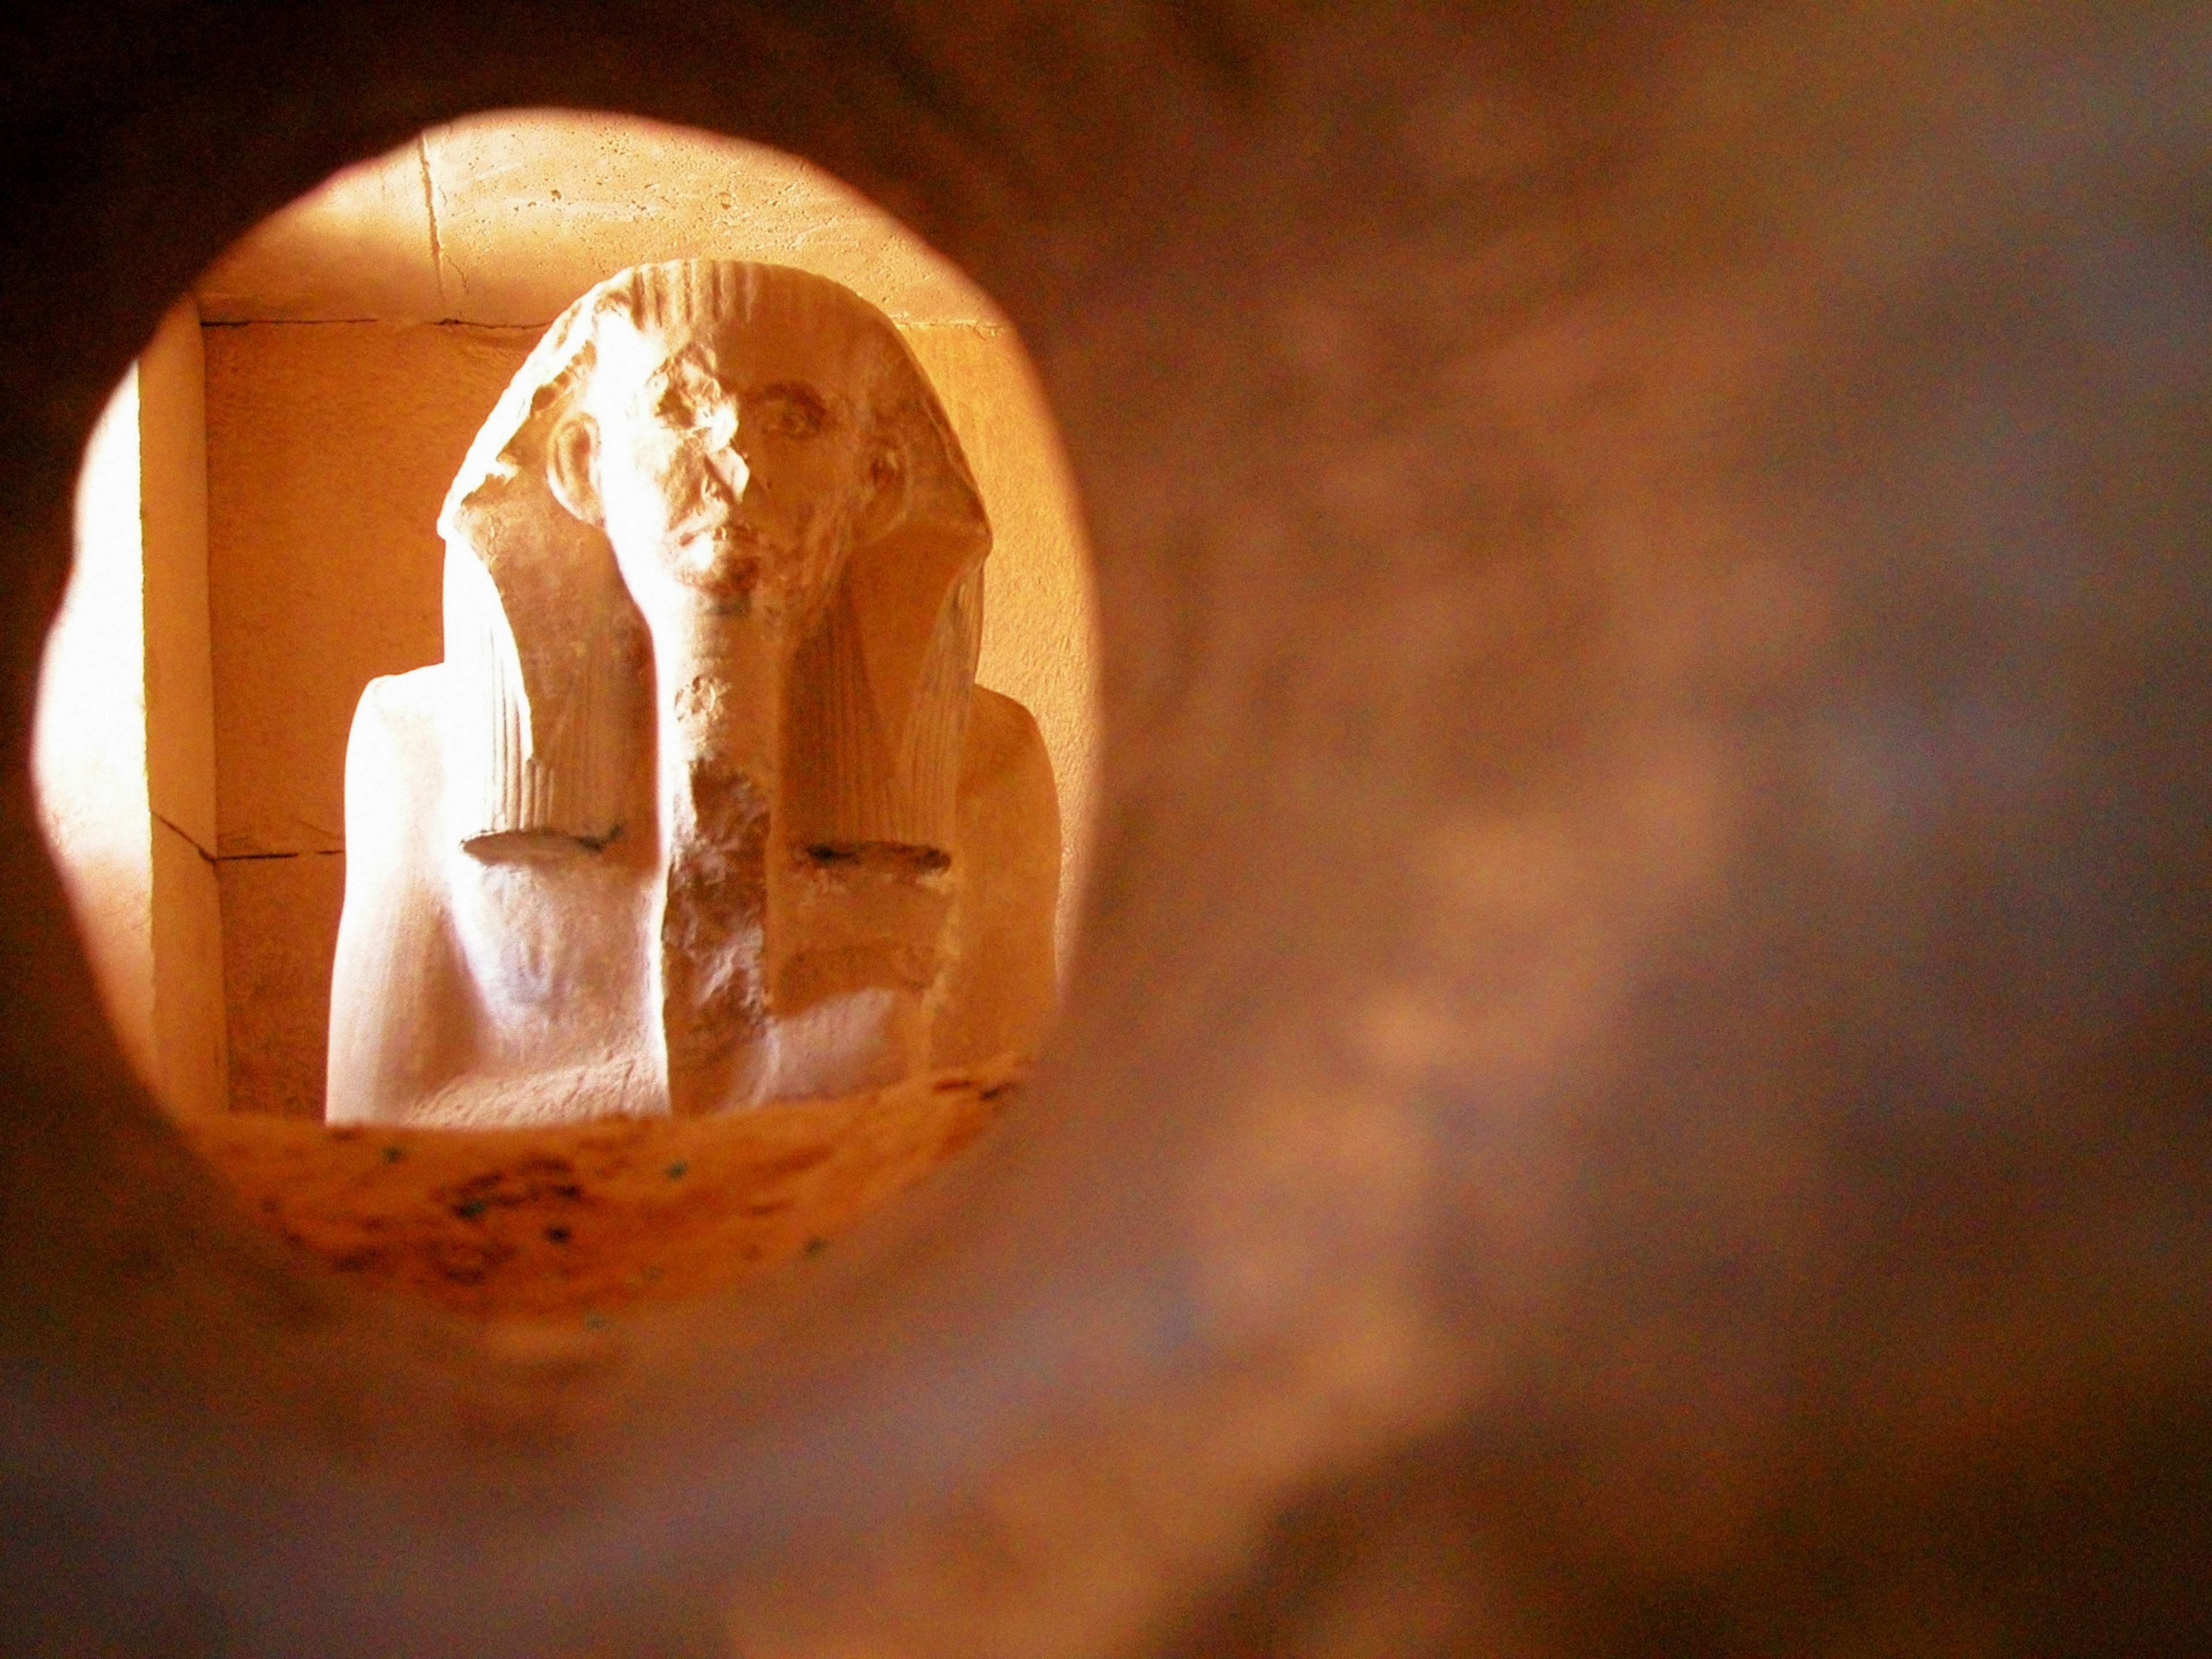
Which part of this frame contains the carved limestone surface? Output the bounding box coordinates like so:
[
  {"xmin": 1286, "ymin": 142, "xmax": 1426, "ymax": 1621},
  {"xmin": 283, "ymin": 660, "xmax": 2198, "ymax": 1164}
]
[{"xmin": 327, "ymin": 260, "xmax": 1059, "ymax": 1125}]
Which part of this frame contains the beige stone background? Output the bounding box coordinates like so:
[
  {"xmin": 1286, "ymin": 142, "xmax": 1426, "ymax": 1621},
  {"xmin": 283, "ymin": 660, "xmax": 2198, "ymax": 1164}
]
[{"xmin": 37, "ymin": 111, "xmax": 1097, "ymax": 1118}]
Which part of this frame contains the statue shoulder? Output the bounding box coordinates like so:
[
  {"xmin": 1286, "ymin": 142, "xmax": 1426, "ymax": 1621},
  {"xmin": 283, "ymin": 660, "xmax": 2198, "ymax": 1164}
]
[
  {"xmin": 349, "ymin": 666, "xmax": 445, "ymax": 773},
  {"xmin": 958, "ymin": 684, "xmax": 1060, "ymax": 882},
  {"xmin": 937, "ymin": 685, "xmax": 1061, "ymax": 1068},
  {"xmin": 961, "ymin": 685, "xmax": 1054, "ymax": 798},
  {"xmin": 352, "ymin": 664, "xmax": 445, "ymax": 740},
  {"xmin": 345, "ymin": 665, "xmax": 450, "ymax": 842}
]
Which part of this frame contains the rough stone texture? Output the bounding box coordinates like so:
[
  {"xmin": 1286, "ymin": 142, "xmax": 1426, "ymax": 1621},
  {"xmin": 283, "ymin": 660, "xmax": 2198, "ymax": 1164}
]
[
  {"xmin": 149, "ymin": 815, "xmax": 227, "ymax": 1119},
  {"xmin": 196, "ymin": 110, "xmax": 1007, "ymax": 331},
  {"xmin": 204, "ymin": 320, "xmax": 532, "ymax": 858},
  {"xmin": 0, "ymin": 5, "xmax": 2209, "ymax": 1658},
  {"xmin": 660, "ymin": 762, "xmax": 774, "ymax": 1109},
  {"xmin": 138, "ymin": 300, "xmax": 229, "ymax": 1119},
  {"xmin": 218, "ymin": 851, "xmax": 346, "ymax": 1118},
  {"xmin": 187, "ymin": 1056, "xmax": 1019, "ymax": 1320}
]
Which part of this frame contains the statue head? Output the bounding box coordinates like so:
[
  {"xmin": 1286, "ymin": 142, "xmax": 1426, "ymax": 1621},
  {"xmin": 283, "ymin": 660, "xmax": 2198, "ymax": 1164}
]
[
  {"xmin": 439, "ymin": 261, "xmax": 991, "ymax": 848},
  {"xmin": 540, "ymin": 271, "xmax": 915, "ymax": 618}
]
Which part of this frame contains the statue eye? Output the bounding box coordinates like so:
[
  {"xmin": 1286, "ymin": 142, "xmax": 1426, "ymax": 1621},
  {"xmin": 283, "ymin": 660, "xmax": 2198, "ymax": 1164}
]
[
  {"xmin": 753, "ymin": 383, "xmax": 829, "ymax": 438},
  {"xmin": 649, "ymin": 358, "xmax": 734, "ymax": 433}
]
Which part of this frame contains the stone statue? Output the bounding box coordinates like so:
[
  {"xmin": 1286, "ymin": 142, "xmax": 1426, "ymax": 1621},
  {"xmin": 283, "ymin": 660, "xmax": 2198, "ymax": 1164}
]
[{"xmin": 327, "ymin": 260, "xmax": 1059, "ymax": 1125}]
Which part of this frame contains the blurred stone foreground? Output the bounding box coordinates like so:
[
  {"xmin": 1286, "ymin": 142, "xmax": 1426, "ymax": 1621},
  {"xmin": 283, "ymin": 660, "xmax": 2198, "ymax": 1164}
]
[{"xmin": 0, "ymin": 5, "xmax": 2207, "ymax": 1656}]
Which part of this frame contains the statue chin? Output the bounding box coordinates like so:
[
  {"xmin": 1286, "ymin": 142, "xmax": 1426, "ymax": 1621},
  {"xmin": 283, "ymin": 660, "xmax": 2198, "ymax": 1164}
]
[{"xmin": 649, "ymin": 527, "xmax": 842, "ymax": 618}]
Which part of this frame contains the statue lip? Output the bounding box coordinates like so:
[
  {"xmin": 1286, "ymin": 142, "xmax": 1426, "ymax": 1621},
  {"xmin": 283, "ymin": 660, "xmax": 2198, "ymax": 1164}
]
[
  {"xmin": 671, "ymin": 539, "xmax": 764, "ymax": 600},
  {"xmin": 679, "ymin": 499, "xmax": 782, "ymax": 546},
  {"xmin": 669, "ymin": 514, "xmax": 764, "ymax": 571},
  {"xmin": 675, "ymin": 503, "xmax": 749, "ymax": 540}
]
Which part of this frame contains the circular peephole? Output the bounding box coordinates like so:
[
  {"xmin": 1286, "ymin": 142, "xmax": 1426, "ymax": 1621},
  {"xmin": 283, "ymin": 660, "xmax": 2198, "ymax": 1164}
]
[{"xmin": 35, "ymin": 109, "xmax": 1097, "ymax": 1322}]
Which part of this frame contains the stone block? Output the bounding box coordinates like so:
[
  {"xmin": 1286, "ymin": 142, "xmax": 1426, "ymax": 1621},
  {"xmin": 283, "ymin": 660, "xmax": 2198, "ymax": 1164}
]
[
  {"xmin": 151, "ymin": 816, "xmax": 226, "ymax": 1116},
  {"xmin": 203, "ymin": 320, "xmax": 533, "ymax": 856},
  {"xmin": 423, "ymin": 111, "xmax": 1002, "ymax": 327},
  {"xmin": 141, "ymin": 297, "xmax": 218, "ymax": 857},
  {"xmin": 218, "ymin": 851, "xmax": 345, "ymax": 1118},
  {"xmin": 194, "ymin": 144, "xmax": 443, "ymax": 323}
]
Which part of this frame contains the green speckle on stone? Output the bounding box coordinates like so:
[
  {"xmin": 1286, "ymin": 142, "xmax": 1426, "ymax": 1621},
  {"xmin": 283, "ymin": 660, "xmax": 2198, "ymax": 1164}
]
[
  {"xmin": 665, "ymin": 1161, "xmax": 689, "ymax": 1180},
  {"xmin": 455, "ymin": 1199, "xmax": 487, "ymax": 1219},
  {"xmin": 381, "ymin": 1146, "xmax": 405, "ymax": 1163},
  {"xmin": 804, "ymin": 1236, "xmax": 828, "ymax": 1257},
  {"xmin": 584, "ymin": 1311, "xmax": 608, "ymax": 1331}
]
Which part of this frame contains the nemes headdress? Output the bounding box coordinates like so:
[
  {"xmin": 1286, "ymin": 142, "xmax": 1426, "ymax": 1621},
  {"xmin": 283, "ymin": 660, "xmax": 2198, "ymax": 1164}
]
[{"xmin": 437, "ymin": 260, "xmax": 991, "ymax": 852}]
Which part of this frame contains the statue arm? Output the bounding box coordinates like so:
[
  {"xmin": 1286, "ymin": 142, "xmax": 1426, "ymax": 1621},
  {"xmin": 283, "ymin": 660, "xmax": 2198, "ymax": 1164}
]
[{"xmin": 325, "ymin": 668, "xmax": 471, "ymax": 1123}]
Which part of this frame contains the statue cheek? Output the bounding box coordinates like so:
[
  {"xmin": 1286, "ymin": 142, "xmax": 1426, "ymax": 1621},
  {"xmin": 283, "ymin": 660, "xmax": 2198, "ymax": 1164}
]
[{"xmin": 599, "ymin": 445, "xmax": 662, "ymax": 525}]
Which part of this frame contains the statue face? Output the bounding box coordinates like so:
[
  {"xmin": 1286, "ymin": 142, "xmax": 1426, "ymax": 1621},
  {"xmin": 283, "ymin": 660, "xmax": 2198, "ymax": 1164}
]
[{"xmin": 561, "ymin": 313, "xmax": 898, "ymax": 614}]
